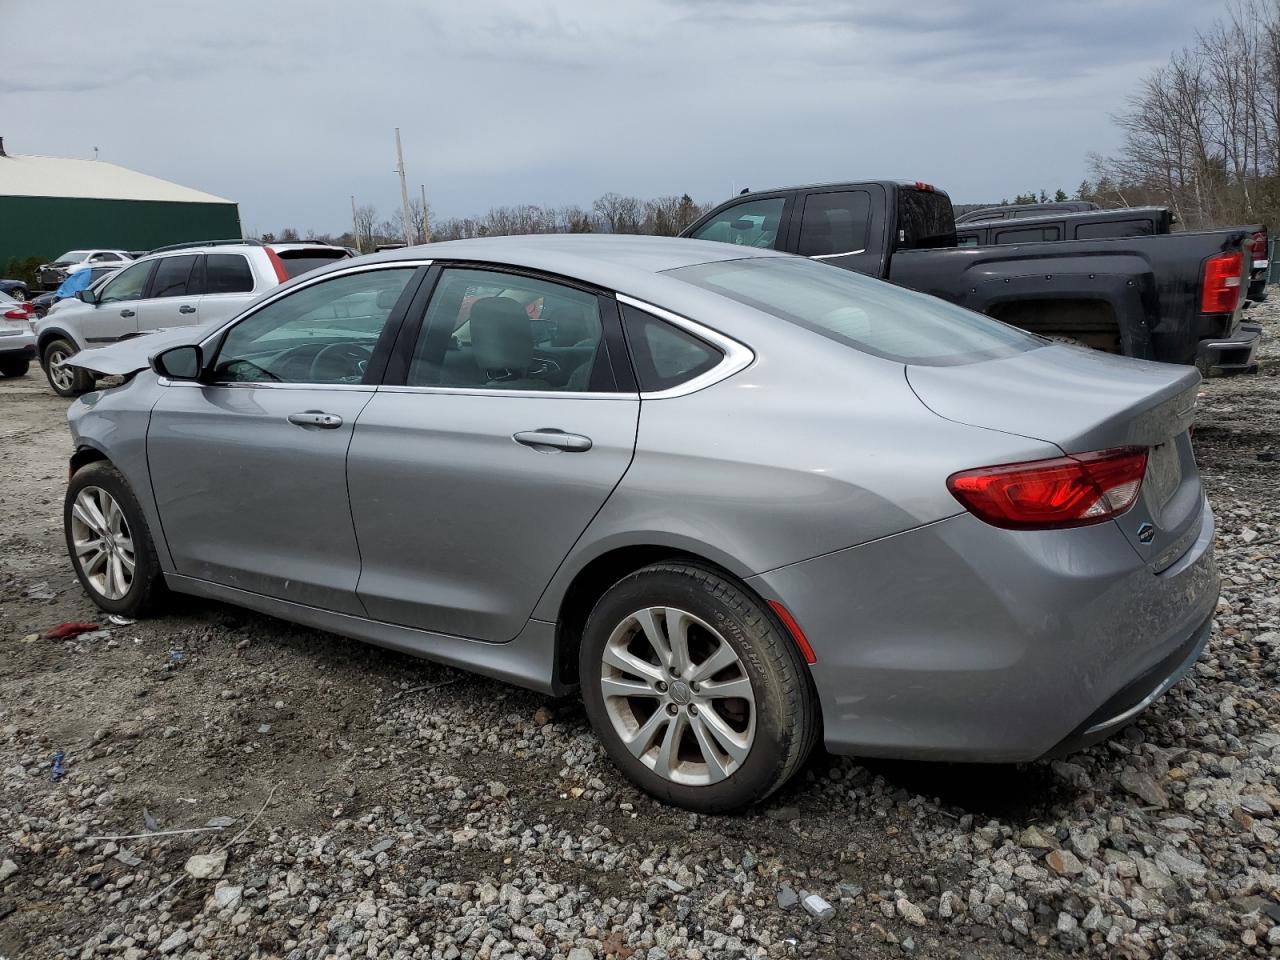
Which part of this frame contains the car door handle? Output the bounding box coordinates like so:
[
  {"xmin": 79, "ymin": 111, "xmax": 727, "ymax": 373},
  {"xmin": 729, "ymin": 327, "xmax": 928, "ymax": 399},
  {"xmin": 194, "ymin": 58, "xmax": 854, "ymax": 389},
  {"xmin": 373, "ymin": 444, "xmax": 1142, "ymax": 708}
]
[
  {"xmin": 179, "ymin": 305, "xmax": 197, "ymax": 314},
  {"xmin": 288, "ymin": 411, "xmax": 343, "ymax": 429},
  {"xmin": 513, "ymin": 429, "xmax": 593, "ymax": 452},
  {"xmin": 120, "ymin": 309, "xmax": 135, "ymax": 318}
]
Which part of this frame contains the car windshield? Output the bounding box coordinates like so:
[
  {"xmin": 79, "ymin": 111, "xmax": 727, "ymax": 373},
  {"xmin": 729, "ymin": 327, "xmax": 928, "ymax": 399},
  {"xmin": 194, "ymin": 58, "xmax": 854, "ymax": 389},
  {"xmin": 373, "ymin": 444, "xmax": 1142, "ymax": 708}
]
[
  {"xmin": 666, "ymin": 256, "xmax": 1041, "ymax": 366},
  {"xmin": 272, "ymin": 248, "xmax": 352, "ymax": 279},
  {"xmin": 54, "ymin": 250, "xmax": 91, "ymax": 263}
]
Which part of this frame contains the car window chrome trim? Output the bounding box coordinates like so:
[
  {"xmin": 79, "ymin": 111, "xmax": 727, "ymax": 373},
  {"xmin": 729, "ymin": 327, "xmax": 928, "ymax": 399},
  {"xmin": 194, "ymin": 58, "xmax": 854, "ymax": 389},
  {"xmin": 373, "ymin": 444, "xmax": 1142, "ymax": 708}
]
[
  {"xmin": 195, "ymin": 259, "xmax": 434, "ymax": 350},
  {"xmin": 810, "ymin": 248, "xmax": 866, "ymax": 260},
  {"xmin": 376, "ymin": 385, "xmax": 637, "ymax": 400},
  {"xmin": 158, "ymin": 377, "xmax": 375, "ymax": 391},
  {"xmin": 615, "ymin": 293, "xmax": 755, "ymax": 399}
]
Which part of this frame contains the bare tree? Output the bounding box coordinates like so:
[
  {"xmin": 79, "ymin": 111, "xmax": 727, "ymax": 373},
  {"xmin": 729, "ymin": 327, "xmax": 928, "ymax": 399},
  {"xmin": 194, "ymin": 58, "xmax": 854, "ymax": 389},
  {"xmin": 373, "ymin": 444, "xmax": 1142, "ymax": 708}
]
[
  {"xmin": 593, "ymin": 193, "xmax": 643, "ymax": 234},
  {"xmin": 352, "ymin": 204, "xmax": 377, "ymax": 254}
]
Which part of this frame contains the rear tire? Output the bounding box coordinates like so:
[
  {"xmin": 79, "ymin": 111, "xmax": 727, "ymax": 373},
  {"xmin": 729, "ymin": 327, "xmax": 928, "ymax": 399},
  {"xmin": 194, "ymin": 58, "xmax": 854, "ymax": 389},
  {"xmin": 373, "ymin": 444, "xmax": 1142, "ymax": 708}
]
[
  {"xmin": 65, "ymin": 462, "xmax": 165, "ymax": 618},
  {"xmin": 0, "ymin": 358, "xmax": 29, "ymax": 378},
  {"xmin": 43, "ymin": 338, "xmax": 95, "ymax": 397},
  {"xmin": 580, "ymin": 562, "xmax": 819, "ymax": 813}
]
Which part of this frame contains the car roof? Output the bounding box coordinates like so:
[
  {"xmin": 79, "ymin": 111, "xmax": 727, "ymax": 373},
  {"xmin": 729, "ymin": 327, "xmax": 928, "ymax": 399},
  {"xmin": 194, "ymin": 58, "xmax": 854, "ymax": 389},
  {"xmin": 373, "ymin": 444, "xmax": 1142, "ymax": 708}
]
[{"xmin": 355, "ymin": 234, "xmax": 788, "ymax": 294}]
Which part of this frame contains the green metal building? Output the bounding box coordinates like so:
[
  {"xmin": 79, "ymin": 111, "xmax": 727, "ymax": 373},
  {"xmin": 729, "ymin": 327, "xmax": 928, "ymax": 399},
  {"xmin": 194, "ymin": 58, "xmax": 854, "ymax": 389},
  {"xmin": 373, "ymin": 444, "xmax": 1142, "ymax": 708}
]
[{"xmin": 0, "ymin": 144, "xmax": 241, "ymax": 268}]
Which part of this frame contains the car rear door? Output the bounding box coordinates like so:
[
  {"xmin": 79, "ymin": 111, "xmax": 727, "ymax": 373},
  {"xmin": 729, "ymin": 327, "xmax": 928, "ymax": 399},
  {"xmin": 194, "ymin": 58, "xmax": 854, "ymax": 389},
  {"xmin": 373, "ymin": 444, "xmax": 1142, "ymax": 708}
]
[
  {"xmin": 196, "ymin": 252, "xmax": 261, "ymax": 327},
  {"xmin": 146, "ymin": 264, "xmax": 426, "ymax": 613},
  {"xmin": 133, "ymin": 254, "xmax": 202, "ymax": 332},
  {"xmin": 787, "ymin": 185, "xmax": 888, "ymax": 277},
  {"xmin": 346, "ymin": 264, "xmax": 640, "ymax": 642}
]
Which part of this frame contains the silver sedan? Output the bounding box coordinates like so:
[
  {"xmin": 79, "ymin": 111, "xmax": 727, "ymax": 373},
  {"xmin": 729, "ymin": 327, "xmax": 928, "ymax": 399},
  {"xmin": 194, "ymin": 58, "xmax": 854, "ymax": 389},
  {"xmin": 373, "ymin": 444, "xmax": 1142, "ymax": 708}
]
[{"xmin": 61, "ymin": 236, "xmax": 1219, "ymax": 811}]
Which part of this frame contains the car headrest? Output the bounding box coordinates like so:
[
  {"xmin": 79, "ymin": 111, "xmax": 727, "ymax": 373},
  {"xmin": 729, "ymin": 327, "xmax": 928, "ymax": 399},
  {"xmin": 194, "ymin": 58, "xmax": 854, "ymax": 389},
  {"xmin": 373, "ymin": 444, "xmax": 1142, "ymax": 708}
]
[
  {"xmin": 470, "ymin": 297, "xmax": 533, "ymax": 372},
  {"xmin": 376, "ymin": 287, "xmax": 401, "ymax": 310}
]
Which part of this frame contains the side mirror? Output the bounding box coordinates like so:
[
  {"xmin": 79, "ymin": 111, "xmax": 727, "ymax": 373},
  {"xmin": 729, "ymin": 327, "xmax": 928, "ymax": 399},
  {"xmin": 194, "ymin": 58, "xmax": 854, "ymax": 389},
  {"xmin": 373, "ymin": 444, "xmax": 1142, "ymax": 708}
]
[
  {"xmin": 77, "ymin": 289, "xmax": 99, "ymax": 305},
  {"xmin": 152, "ymin": 344, "xmax": 203, "ymax": 380}
]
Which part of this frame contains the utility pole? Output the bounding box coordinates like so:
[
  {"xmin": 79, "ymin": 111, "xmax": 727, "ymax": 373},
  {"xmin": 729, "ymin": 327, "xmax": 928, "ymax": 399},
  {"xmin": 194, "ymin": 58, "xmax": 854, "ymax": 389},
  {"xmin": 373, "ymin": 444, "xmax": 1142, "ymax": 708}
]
[
  {"xmin": 351, "ymin": 195, "xmax": 359, "ymax": 253},
  {"xmin": 420, "ymin": 183, "xmax": 429, "ymax": 243},
  {"xmin": 395, "ymin": 128, "xmax": 413, "ymax": 247}
]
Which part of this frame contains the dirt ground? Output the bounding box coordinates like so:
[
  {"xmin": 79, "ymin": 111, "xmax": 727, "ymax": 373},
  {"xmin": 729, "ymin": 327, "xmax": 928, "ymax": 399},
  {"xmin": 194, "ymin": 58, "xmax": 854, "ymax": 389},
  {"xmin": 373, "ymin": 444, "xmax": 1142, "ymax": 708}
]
[{"xmin": 1, "ymin": 307, "xmax": 1278, "ymax": 960}]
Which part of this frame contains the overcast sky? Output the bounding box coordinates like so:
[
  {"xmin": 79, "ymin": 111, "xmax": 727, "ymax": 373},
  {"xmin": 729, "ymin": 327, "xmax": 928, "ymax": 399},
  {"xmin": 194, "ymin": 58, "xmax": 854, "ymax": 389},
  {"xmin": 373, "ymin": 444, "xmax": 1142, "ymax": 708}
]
[{"xmin": 2, "ymin": 0, "xmax": 1232, "ymax": 234}]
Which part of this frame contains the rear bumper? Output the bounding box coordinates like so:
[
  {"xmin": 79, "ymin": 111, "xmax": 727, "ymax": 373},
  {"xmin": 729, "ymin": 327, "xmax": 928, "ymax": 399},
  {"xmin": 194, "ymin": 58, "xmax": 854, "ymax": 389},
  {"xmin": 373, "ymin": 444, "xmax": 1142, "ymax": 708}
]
[
  {"xmin": 748, "ymin": 499, "xmax": 1219, "ymax": 762},
  {"xmin": 1197, "ymin": 323, "xmax": 1260, "ymax": 376},
  {"xmin": 0, "ymin": 336, "xmax": 36, "ymax": 360}
]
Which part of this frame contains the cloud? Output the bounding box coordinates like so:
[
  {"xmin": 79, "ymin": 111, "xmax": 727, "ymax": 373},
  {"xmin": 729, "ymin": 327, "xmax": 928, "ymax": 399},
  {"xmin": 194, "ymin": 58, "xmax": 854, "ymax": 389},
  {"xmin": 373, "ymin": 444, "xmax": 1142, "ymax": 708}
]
[{"xmin": 0, "ymin": 0, "xmax": 1232, "ymax": 231}]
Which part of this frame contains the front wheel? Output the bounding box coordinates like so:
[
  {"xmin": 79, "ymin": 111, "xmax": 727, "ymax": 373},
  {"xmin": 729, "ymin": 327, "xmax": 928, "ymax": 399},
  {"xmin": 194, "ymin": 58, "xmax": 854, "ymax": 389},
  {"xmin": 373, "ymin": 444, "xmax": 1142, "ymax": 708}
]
[
  {"xmin": 580, "ymin": 563, "xmax": 819, "ymax": 812},
  {"xmin": 65, "ymin": 462, "xmax": 165, "ymax": 618},
  {"xmin": 0, "ymin": 357, "xmax": 30, "ymax": 378},
  {"xmin": 43, "ymin": 339, "xmax": 95, "ymax": 397}
]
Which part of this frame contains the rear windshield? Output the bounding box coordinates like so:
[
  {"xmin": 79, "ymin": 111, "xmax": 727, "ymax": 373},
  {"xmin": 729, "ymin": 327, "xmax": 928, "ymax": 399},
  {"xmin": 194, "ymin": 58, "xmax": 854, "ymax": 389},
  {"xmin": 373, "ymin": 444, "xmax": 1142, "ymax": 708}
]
[
  {"xmin": 896, "ymin": 189, "xmax": 955, "ymax": 250},
  {"xmin": 273, "ymin": 249, "xmax": 352, "ymax": 279},
  {"xmin": 667, "ymin": 257, "xmax": 1040, "ymax": 366}
]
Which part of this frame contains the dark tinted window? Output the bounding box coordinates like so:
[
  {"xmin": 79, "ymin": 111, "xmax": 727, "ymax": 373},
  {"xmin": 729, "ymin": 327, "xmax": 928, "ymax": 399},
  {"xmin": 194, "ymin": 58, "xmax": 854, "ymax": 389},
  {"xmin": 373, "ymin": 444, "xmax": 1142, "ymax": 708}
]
[
  {"xmin": 797, "ymin": 191, "xmax": 871, "ymax": 257},
  {"xmin": 274, "ymin": 248, "xmax": 352, "ymax": 279},
  {"xmin": 149, "ymin": 255, "xmax": 199, "ymax": 298},
  {"xmin": 621, "ymin": 305, "xmax": 722, "ymax": 391},
  {"xmin": 1074, "ymin": 219, "xmax": 1153, "ymax": 239},
  {"xmin": 995, "ymin": 226, "xmax": 1060, "ymax": 243},
  {"xmin": 206, "ymin": 254, "xmax": 254, "ymax": 294},
  {"xmin": 690, "ymin": 197, "xmax": 786, "ymax": 249},
  {"xmin": 896, "ymin": 189, "xmax": 955, "ymax": 250},
  {"xmin": 668, "ymin": 257, "xmax": 1038, "ymax": 366}
]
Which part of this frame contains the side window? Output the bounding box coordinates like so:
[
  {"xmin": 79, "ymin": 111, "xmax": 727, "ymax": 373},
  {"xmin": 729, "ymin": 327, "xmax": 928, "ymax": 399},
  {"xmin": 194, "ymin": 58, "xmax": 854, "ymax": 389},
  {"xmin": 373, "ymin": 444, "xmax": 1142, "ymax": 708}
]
[
  {"xmin": 212, "ymin": 268, "xmax": 415, "ymax": 384},
  {"xmin": 406, "ymin": 268, "xmax": 609, "ymax": 392},
  {"xmin": 98, "ymin": 260, "xmax": 154, "ymax": 304},
  {"xmin": 205, "ymin": 254, "xmax": 255, "ymax": 294},
  {"xmin": 149, "ymin": 255, "xmax": 200, "ymax": 298},
  {"xmin": 796, "ymin": 191, "xmax": 871, "ymax": 257},
  {"xmin": 689, "ymin": 197, "xmax": 786, "ymax": 249},
  {"xmin": 1076, "ymin": 219, "xmax": 1152, "ymax": 239},
  {"xmin": 956, "ymin": 234, "xmax": 980, "ymax": 247},
  {"xmin": 995, "ymin": 226, "xmax": 1060, "ymax": 244},
  {"xmin": 621, "ymin": 304, "xmax": 722, "ymax": 392}
]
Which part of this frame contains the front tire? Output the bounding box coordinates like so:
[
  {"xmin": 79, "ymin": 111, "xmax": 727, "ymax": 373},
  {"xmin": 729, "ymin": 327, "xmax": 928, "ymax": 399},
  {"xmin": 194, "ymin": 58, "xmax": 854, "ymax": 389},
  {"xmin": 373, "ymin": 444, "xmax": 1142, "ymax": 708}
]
[
  {"xmin": 65, "ymin": 462, "xmax": 165, "ymax": 618},
  {"xmin": 580, "ymin": 562, "xmax": 819, "ymax": 813},
  {"xmin": 43, "ymin": 339, "xmax": 95, "ymax": 397},
  {"xmin": 0, "ymin": 358, "xmax": 29, "ymax": 378}
]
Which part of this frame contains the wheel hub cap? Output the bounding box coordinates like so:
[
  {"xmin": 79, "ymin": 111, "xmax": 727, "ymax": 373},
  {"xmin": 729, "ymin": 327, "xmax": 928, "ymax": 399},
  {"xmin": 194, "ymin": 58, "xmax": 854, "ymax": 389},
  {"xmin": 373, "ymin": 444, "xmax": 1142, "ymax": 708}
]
[{"xmin": 600, "ymin": 606, "xmax": 756, "ymax": 787}]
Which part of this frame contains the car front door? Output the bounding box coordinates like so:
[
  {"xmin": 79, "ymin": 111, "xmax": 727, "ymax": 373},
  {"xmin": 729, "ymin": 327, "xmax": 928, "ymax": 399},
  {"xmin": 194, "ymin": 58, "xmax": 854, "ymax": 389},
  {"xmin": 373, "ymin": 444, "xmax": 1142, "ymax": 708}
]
[
  {"xmin": 685, "ymin": 195, "xmax": 792, "ymax": 251},
  {"xmin": 346, "ymin": 265, "xmax": 640, "ymax": 642},
  {"xmin": 146, "ymin": 264, "xmax": 425, "ymax": 614},
  {"xmin": 84, "ymin": 258, "xmax": 155, "ymax": 345},
  {"xmin": 134, "ymin": 254, "xmax": 203, "ymax": 331}
]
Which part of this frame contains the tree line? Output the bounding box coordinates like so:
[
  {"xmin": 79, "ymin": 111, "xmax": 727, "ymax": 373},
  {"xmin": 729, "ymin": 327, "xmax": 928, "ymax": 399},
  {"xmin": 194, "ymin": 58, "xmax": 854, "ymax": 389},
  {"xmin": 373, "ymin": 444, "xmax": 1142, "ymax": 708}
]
[
  {"xmin": 1087, "ymin": 0, "xmax": 1280, "ymax": 229},
  {"xmin": 257, "ymin": 193, "xmax": 715, "ymax": 253}
]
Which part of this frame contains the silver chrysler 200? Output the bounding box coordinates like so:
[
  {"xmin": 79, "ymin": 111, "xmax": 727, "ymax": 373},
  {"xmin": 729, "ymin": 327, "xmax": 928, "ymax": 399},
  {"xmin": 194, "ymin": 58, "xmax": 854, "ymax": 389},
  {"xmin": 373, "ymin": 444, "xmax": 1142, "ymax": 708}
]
[{"xmin": 61, "ymin": 236, "xmax": 1219, "ymax": 812}]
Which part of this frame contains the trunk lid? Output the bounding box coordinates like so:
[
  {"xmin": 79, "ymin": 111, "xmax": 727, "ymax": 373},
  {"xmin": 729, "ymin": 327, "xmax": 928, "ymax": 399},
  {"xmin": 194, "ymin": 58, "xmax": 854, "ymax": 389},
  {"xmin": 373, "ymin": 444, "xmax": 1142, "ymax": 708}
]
[{"xmin": 907, "ymin": 343, "xmax": 1204, "ymax": 568}]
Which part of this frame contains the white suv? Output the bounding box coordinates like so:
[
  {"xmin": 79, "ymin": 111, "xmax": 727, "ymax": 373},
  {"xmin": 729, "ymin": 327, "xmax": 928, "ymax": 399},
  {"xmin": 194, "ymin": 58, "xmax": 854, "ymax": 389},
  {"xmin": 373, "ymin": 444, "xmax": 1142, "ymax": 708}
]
[{"xmin": 35, "ymin": 240, "xmax": 352, "ymax": 396}]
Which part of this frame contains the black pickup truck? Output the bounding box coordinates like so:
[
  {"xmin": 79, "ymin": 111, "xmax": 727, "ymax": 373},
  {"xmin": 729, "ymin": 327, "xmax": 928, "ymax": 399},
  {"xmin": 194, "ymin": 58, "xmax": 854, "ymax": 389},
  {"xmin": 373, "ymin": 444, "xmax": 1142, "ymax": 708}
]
[
  {"xmin": 955, "ymin": 206, "xmax": 1174, "ymax": 247},
  {"xmin": 681, "ymin": 180, "xmax": 1261, "ymax": 374}
]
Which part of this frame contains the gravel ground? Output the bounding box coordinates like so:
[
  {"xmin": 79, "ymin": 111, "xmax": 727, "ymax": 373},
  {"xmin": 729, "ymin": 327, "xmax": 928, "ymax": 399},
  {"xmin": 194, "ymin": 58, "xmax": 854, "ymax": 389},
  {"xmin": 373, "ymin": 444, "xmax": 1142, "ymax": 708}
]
[{"xmin": 1, "ymin": 304, "xmax": 1278, "ymax": 960}]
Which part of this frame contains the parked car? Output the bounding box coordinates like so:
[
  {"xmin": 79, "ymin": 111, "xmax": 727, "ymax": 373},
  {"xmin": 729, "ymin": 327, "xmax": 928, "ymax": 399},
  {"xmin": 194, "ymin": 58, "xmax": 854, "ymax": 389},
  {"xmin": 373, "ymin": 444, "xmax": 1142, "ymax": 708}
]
[
  {"xmin": 955, "ymin": 206, "xmax": 1175, "ymax": 246},
  {"xmin": 60, "ymin": 236, "xmax": 1218, "ymax": 811},
  {"xmin": 30, "ymin": 266, "xmax": 122, "ymax": 319},
  {"xmin": 34, "ymin": 239, "xmax": 351, "ymax": 396},
  {"xmin": 681, "ymin": 180, "xmax": 1260, "ymax": 374},
  {"xmin": 0, "ymin": 279, "xmax": 29, "ymax": 301},
  {"xmin": 0, "ymin": 291, "xmax": 36, "ymax": 377},
  {"xmin": 36, "ymin": 249, "xmax": 132, "ymax": 290},
  {"xmin": 955, "ymin": 200, "xmax": 1100, "ymax": 224}
]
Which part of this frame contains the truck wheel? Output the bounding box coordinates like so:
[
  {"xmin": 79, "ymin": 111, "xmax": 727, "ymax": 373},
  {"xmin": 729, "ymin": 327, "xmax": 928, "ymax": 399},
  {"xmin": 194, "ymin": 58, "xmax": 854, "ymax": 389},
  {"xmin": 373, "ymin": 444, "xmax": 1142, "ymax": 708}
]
[
  {"xmin": 43, "ymin": 339, "xmax": 95, "ymax": 397},
  {"xmin": 0, "ymin": 358, "xmax": 30, "ymax": 378},
  {"xmin": 580, "ymin": 562, "xmax": 819, "ymax": 813},
  {"xmin": 65, "ymin": 461, "xmax": 166, "ymax": 618}
]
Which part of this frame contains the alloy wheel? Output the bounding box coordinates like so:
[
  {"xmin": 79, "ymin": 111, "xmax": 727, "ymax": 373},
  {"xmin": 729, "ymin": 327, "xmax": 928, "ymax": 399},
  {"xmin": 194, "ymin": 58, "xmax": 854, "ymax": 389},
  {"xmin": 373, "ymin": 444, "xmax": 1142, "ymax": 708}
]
[
  {"xmin": 600, "ymin": 606, "xmax": 756, "ymax": 786},
  {"xmin": 47, "ymin": 347, "xmax": 74, "ymax": 392},
  {"xmin": 70, "ymin": 486, "xmax": 135, "ymax": 601}
]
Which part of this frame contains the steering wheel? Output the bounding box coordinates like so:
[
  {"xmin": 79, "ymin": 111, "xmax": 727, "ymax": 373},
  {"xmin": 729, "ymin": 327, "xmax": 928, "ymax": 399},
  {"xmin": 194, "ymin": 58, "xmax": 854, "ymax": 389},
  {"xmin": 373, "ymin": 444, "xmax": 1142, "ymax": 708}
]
[{"xmin": 310, "ymin": 342, "xmax": 373, "ymax": 382}]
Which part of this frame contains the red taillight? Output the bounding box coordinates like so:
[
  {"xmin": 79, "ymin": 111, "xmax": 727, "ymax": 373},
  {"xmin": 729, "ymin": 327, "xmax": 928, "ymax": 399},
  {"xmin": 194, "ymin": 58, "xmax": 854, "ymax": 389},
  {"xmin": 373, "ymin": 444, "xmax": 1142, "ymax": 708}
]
[
  {"xmin": 1201, "ymin": 250, "xmax": 1243, "ymax": 313},
  {"xmin": 914, "ymin": 181, "xmax": 935, "ymax": 193},
  {"xmin": 1250, "ymin": 231, "xmax": 1268, "ymax": 257},
  {"xmin": 3, "ymin": 308, "xmax": 28, "ymax": 320},
  {"xmin": 264, "ymin": 246, "xmax": 290, "ymax": 283},
  {"xmin": 947, "ymin": 447, "xmax": 1148, "ymax": 530}
]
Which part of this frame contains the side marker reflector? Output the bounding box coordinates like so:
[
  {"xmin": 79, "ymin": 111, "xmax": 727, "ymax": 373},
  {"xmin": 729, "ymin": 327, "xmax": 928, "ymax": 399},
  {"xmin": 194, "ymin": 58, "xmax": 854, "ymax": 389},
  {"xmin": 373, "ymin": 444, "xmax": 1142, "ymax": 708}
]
[{"xmin": 767, "ymin": 600, "xmax": 817, "ymax": 665}]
